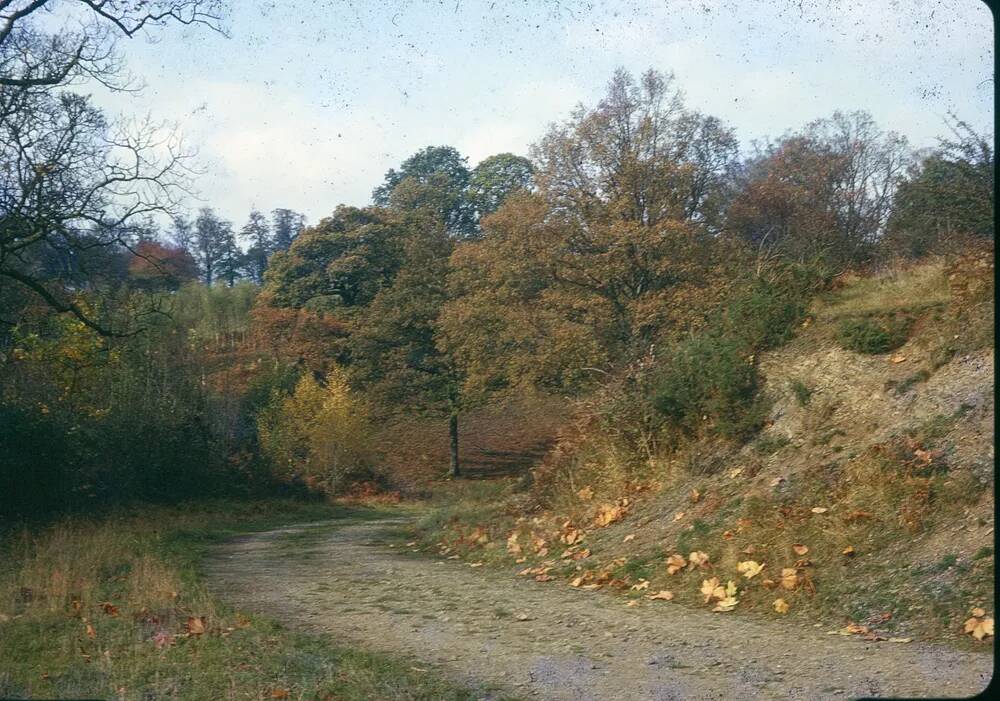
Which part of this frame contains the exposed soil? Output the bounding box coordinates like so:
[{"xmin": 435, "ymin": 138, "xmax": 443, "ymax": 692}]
[{"xmin": 204, "ymin": 517, "xmax": 992, "ymax": 701}]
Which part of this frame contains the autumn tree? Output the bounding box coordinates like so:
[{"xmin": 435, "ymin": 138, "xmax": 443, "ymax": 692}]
[
  {"xmin": 440, "ymin": 68, "xmax": 739, "ymax": 394},
  {"xmin": 347, "ymin": 210, "xmax": 468, "ymax": 476},
  {"xmin": 728, "ymin": 111, "xmax": 909, "ymax": 268}
]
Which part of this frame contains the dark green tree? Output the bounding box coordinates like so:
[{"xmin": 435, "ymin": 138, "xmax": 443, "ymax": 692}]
[{"xmin": 467, "ymin": 153, "xmax": 535, "ymax": 220}]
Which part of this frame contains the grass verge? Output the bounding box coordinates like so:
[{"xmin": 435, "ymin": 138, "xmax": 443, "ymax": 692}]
[{"xmin": 0, "ymin": 499, "xmax": 496, "ymax": 701}]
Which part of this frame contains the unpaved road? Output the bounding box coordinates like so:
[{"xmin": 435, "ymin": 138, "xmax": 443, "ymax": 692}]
[{"xmin": 204, "ymin": 518, "xmax": 992, "ymax": 700}]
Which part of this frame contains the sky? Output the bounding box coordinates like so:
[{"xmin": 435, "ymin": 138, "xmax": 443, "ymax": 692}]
[{"xmin": 83, "ymin": 0, "xmax": 994, "ymax": 229}]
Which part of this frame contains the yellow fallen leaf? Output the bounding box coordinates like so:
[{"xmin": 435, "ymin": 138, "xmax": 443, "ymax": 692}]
[
  {"xmin": 687, "ymin": 551, "xmax": 709, "ymax": 569},
  {"xmin": 890, "ymin": 354, "xmax": 907, "ymax": 363},
  {"xmin": 561, "ymin": 529, "xmax": 583, "ymax": 545},
  {"xmin": 773, "ymin": 598, "xmax": 790, "ymax": 614},
  {"xmin": 792, "ymin": 544, "xmax": 809, "ymax": 556},
  {"xmin": 964, "ymin": 615, "xmax": 994, "ymax": 641},
  {"xmin": 573, "ymin": 548, "xmax": 591, "ymax": 560},
  {"xmin": 713, "ymin": 595, "xmax": 738, "ymax": 612},
  {"xmin": 700, "ymin": 577, "xmax": 722, "ymax": 603},
  {"xmin": 468, "ymin": 562, "xmax": 483, "ymax": 567},
  {"xmin": 534, "ymin": 574, "xmax": 554, "ymax": 582},
  {"xmin": 647, "ymin": 590, "xmax": 674, "ymax": 601},
  {"xmin": 673, "ymin": 511, "xmax": 686, "ymax": 522},
  {"xmin": 842, "ymin": 545, "xmax": 855, "ymax": 557},
  {"xmin": 623, "ymin": 534, "xmax": 635, "ymax": 543},
  {"xmin": 580, "ymin": 583, "xmax": 602, "ymax": 590},
  {"xmin": 689, "ymin": 489, "xmax": 701, "ymax": 503},
  {"xmin": 728, "ymin": 467, "xmax": 744, "ymax": 479},
  {"xmin": 888, "ymin": 637, "xmax": 912, "ymax": 643},
  {"xmin": 594, "ymin": 504, "xmax": 626, "ymax": 527},
  {"xmin": 736, "ymin": 560, "xmax": 765, "ymax": 579},
  {"xmin": 630, "ymin": 580, "xmax": 650, "ymax": 591},
  {"xmin": 780, "ymin": 568, "xmax": 799, "ymax": 590},
  {"xmin": 666, "ymin": 553, "xmax": 687, "ymax": 574},
  {"xmin": 971, "ymin": 607, "xmax": 986, "ymax": 617},
  {"xmin": 626, "ymin": 600, "xmax": 640, "ymax": 607},
  {"xmin": 506, "ymin": 533, "xmax": 522, "ymax": 555},
  {"xmin": 569, "ymin": 576, "xmax": 586, "ymax": 587},
  {"xmin": 577, "ymin": 486, "xmax": 594, "ymax": 502},
  {"xmin": 725, "ymin": 580, "xmax": 738, "ymax": 597},
  {"xmin": 810, "ymin": 507, "xmax": 828, "ymax": 514}
]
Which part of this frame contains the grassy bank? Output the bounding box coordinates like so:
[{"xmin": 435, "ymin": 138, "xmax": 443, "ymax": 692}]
[{"xmin": 0, "ymin": 499, "xmax": 489, "ymax": 701}]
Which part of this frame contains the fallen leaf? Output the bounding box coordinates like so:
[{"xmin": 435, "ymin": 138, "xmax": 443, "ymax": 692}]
[
  {"xmin": 623, "ymin": 534, "xmax": 636, "ymax": 543},
  {"xmin": 185, "ymin": 616, "xmax": 206, "ymax": 636},
  {"xmin": 468, "ymin": 562, "xmax": 484, "ymax": 567},
  {"xmin": 890, "ymin": 354, "xmax": 907, "ymax": 364},
  {"xmin": 594, "ymin": 504, "xmax": 626, "ymax": 527},
  {"xmin": 626, "ymin": 599, "xmax": 640, "ymax": 607},
  {"xmin": 964, "ymin": 615, "xmax": 994, "ymax": 640},
  {"xmin": 810, "ymin": 507, "xmax": 829, "ymax": 514},
  {"xmin": 534, "ymin": 574, "xmax": 555, "ymax": 582},
  {"xmin": 761, "ymin": 578, "xmax": 777, "ymax": 589},
  {"xmin": 687, "ymin": 551, "xmax": 710, "ymax": 569},
  {"xmin": 888, "ymin": 637, "xmax": 913, "ymax": 643},
  {"xmin": 689, "ymin": 489, "xmax": 701, "ymax": 504},
  {"xmin": 580, "ymin": 583, "xmax": 602, "ymax": 590},
  {"xmin": 728, "ymin": 467, "xmax": 744, "ymax": 479},
  {"xmin": 506, "ymin": 533, "xmax": 522, "ymax": 555},
  {"xmin": 630, "ymin": 580, "xmax": 650, "ymax": 591},
  {"xmin": 701, "ymin": 577, "xmax": 722, "ymax": 603},
  {"xmin": 842, "ymin": 545, "xmax": 856, "ymax": 557},
  {"xmin": 773, "ymin": 598, "xmax": 790, "ymax": 614},
  {"xmin": 971, "ymin": 607, "xmax": 986, "ymax": 617},
  {"xmin": 577, "ymin": 486, "xmax": 594, "ymax": 502},
  {"xmin": 570, "ymin": 576, "xmax": 586, "ymax": 587},
  {"xmin": 647, "ymin": 590, "xmax": 674, "ymax": 601},
  {"xmin": 769, "ymin": 476, "xmax": 786, "ymax": 487},
  {"xmin": 85, "ymin": 622, "xmax": 96, "ymax": 639},
  {"xmin": 101, "ymin": 602, "xmax": 119, "ymax": 617},
  {"xmin": 713, "ymin": 595, "xmax": 738, "ymax": 612},
  {"xmin": 673, "ymin": 511, "xmax": 686, "ymax": 522},
  {"xmin": 666, "ymin": 553, "xmax": 687, "ymax": 574},
  {"xmin": 736, "ymin": 560, "xmax": 765, "ymax": 579},
  {"xmin": 573, "ymin": 548, "xmax": 591, "ymax": 560},
  {"xmin": 561, "ymin": 528, "xmax": 584, "ymax": 545},
  {"xmin": 722, "ymin": 529, "xmax": 735, "ymax": 540},
  {"xmin": 792, "ymin": 544, "xmax": 809, "ymax": 556},
  {"xmin": 780, "ymin": 568, "xmax": 799, "ymax": 590},
  {"xmin": 270, "ymin": 690, "xmax": 290, "ymax": 700}
]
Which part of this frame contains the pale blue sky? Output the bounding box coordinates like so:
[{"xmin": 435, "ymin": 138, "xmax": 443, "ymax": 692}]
[{"xmin": 90, "ymin": 0, "xmax": 993, "ymax": 227}]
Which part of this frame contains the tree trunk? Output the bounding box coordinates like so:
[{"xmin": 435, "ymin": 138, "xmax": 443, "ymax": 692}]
[{"xmin": 449, "ymin": 412, "xmax": 460, "ymax": 478}]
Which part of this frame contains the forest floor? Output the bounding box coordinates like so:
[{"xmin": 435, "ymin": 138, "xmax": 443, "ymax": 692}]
[{"xmin": 204, "ymin": 515, "xmax": 993, "ymax": 701}]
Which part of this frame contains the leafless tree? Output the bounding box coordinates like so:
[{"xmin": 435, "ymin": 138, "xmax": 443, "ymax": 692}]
[{"xmin": 0, "ymin": 1, "xmax": 225, "ymax": 335}]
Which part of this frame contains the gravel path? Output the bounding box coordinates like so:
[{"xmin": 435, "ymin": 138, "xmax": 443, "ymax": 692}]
[{"xmin": 203, "ymin": 518, "xmax": 992, "ymax": 700}]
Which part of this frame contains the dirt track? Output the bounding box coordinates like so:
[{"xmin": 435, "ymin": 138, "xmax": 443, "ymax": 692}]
[{"xmin": 204, "ymin": 518, "xmax": 992, "ymax": 700}]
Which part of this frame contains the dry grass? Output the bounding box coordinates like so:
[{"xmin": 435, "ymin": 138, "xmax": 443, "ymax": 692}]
[{"xmin": 0, "ymin": 500, "xmax": 496, "ymax": 701}]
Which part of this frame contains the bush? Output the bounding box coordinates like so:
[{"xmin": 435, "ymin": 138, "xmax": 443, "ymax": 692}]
[
  {"xmin": 836, "ymin": 314, "xmax": 913, "ymax": 354},
  {"xmin": 256, "ymin": 367, "xmax": 375, "ymax": 492},
  {"xmin": 652, "ymin": 333, "xmax": 768, "ymax": 441}
]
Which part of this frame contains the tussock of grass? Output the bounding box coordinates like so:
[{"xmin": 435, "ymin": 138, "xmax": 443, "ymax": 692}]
[
  {"xmin": 0, "ymin": 500, "xmax": 491, "ymax": 701},
  {"xmin": 818, "ymin": 261, "xmax": 950, "ymax": 322}
]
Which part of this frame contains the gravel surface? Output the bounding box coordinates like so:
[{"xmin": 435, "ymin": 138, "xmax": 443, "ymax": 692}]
[{"xmin": 204, "ymin": 518, "xmax": 993, "ymax": 700}]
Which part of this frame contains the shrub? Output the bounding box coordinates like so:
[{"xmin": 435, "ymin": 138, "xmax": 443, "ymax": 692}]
[
  {"xmin": 652, "ymin": 333, "xmax": 769, "ymax": 441},
  {"xmin": 790, "ymin": 379, "xmax": 813, "ymax": 406},
  {"xmin": 836, "ymin": 314, "xmax": 913, "ymax": 354},
  {"xmin": 256, "ymin": 367, "xmax": 375, "ymax": 492}
]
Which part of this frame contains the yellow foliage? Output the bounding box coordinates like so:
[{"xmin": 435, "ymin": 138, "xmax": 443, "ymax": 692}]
[{"xmin": 257, "ymin": 366, "xmax": 372, "ymax": 491}]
